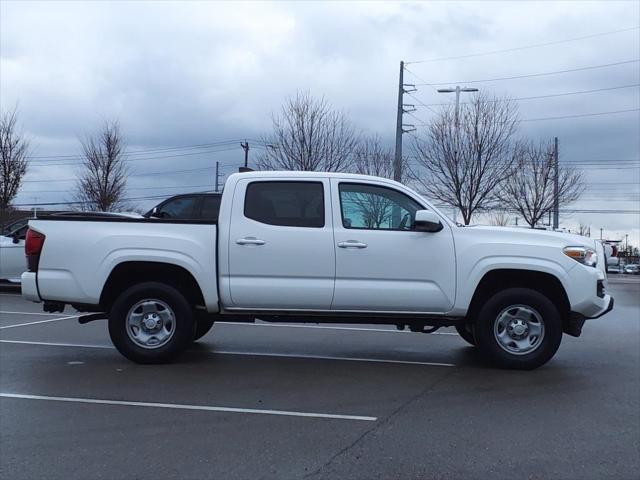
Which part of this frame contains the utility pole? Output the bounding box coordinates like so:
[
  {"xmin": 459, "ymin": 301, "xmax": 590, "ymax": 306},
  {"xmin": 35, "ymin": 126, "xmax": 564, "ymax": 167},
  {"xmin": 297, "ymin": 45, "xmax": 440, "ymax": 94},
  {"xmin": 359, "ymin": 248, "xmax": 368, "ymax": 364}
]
[
  {"xmin": 215, "ymin": 161, "xmax": 220, "ymax": 192},
  {"xmin": 553, "ymin": 136, "xmax": 559, "ymax": 230},
  {"xmin": 393, "ymin": 61, "xmax": 416, "ymax": 182},
  {"xmin": 241, "ymin": 141, "xmax": 250, "ymax": 168},
  {"xmin": 394, "ymin": 61, "xmax": 404, "ymax": 182}
]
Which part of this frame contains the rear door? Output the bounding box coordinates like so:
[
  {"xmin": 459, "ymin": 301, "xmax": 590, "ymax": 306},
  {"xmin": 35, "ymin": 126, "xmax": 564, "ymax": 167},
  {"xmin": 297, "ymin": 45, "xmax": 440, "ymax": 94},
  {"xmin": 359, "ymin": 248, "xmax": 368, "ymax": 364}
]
[{"xmin": 226, "ymin": 178, "xmax": 335, "ymax": 310}]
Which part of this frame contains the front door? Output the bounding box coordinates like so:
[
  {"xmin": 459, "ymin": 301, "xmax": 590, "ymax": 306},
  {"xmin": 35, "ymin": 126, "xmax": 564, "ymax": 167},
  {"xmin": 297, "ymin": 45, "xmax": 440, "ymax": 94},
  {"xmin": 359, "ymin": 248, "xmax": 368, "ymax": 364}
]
[
  {"xmin": 331, "ymin": 179, "xmax": 456, "ymax": 313},
  {"xmin": 227, "ymin": 178, "xmax": 335, "ymax": 310}
]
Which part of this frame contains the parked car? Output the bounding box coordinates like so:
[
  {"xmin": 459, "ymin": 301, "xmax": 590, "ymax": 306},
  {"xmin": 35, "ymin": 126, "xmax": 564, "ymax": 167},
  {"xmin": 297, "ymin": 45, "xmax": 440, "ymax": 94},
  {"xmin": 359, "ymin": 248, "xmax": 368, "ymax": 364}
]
[
  {"xmin": 1, "ymin": 216, "xmax": 31, "ymax": 236},
  {"xmin": 608, "ymin": 265, "xmax": 622, "ymax": 274},
  {"xmin": 624, "ymin": 264, "xmax": 639, "ymax": 275},
  {"xmin": 22, "ymin": 171, "xmax": 613, "ymax": 369},
  {"xmin": 0, "ymin": 221, "xmax": 28, "ymax": 282},
  {"xmin": 145, "ymin": 192, "xmax": 221, "ymax": 221}
]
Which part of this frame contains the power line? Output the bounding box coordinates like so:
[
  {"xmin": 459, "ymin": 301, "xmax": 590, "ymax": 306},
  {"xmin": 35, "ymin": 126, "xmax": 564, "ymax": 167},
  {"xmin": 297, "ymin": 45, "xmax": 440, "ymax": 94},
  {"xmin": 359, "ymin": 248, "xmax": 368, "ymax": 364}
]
[
  {"xmin": 521, "ymin": 108, "xmax": 640, "ymax": 122},
  {"xmin": 414, "ymin": 84, "xmax": 640, "ymax": 107},
  {"xmin": 21, "ymin": 158, "xmax": 245, "ymax": 181},
  {"xmin": 404, "ymin": 91, "xmax": 439, "ymax": 115},
  {"xmin": 28, "ymin": 146, "xmax": 243, "ymax": 167},
  {"xmin": 407, "ymin": 108, "xmax": 640, "ymax": 126},
  {"xmin": 25, "ymin": 139, "xmax": 254, "ymax": 161},
  {"xmin": 406, "ymin": 26, "xmax": 640, "ymax": 64},
  {"xmin": 20, "ymin": 184, "xmax": 217, "ymax": 194},
  {"xmin": 403, "ymin": 67, "xmax": 440, "ymax": 93},
  {"xmin": 26, "ymin": 138, "xmax": 270, "ymax": 166},
  {"xmin": 413, "ymin": 59, "xmax": 640, "ymax": 86},
  {"xmin": 21, "ymin": 166, "xmax": 217, "ymax": 183},
  {"xmin": 405, "ymin": 158, "xmax": 640, "ymax": 170},
  {"xmin": 11, "ymin": 194, "xmax": 173, "ymax": 208}
]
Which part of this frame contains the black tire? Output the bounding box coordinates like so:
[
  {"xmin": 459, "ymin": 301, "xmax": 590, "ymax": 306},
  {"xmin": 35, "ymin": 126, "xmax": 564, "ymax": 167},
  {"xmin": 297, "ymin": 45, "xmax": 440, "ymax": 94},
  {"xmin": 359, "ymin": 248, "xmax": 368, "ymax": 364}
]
[
  {"xmin": 108, "ymin": 282, "xmax": 195, "ymax": 364},
  {"xmin": 455, "ymin": 323, "xmax": 476, "ymax": 346},
  {"xmin": 473, "ymin": 287, "xmax": 562, "ymax": 370},
  {"xmin": 193, "ymin": 315, "xmax": 215, "ymax": 341}
]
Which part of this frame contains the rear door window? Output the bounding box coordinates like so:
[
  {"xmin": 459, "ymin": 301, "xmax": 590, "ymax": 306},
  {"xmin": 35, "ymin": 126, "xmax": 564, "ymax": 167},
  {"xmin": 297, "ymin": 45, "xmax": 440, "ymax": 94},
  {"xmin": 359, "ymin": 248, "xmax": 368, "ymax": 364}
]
[
  {"xmin": 244, "ymin": 181, "xmax": 325, "ymax": 228},
  {"xmin": 200, "ymin": 195, "xmax": 221, "ymax": 220}
]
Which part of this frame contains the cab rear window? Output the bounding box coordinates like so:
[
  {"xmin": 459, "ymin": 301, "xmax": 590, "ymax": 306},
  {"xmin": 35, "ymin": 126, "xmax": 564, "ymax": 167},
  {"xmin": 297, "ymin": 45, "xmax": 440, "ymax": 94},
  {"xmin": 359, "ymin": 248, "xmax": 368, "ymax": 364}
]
[{"xmin": 244, "ymin": 181, "xmax": 324, "ymax": 228}]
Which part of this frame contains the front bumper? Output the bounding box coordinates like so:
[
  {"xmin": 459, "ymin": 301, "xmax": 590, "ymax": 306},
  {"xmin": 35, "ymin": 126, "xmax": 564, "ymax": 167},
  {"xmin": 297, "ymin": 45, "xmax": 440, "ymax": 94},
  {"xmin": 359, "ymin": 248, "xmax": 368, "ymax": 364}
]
[
  {"xmin": 565, "ymin": 262, "xmax": 613, "ymax": 318},
  {"xmin": 20, "ymin": 272, "xmax": 40, "ymax": 302},
  {"xmin": 586, "ymin": 296, "xmax": 614, "ymax": 319},
  {"xmin": 565, "ymin": 297, "xmax": 614, "ymax": 337}
]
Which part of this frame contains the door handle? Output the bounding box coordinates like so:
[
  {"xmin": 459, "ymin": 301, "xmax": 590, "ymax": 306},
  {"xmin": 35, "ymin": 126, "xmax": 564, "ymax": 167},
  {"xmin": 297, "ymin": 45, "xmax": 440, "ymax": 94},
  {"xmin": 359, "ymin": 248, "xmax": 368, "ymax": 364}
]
[
  {"xmin": 337, "ymin": 240, "xmax": 368, "ymax": 249},
  {"xmin": 236, "ymin": 237, "xmax": 265, "ymax": 246}
]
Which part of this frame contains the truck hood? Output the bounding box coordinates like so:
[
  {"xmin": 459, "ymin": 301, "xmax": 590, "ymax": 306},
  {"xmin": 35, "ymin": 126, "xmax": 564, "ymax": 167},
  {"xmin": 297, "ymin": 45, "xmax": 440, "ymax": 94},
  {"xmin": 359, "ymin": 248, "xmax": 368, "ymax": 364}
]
[{"xmin": 460, "ymin": 225, "xmax": 596, "ymax": 249}]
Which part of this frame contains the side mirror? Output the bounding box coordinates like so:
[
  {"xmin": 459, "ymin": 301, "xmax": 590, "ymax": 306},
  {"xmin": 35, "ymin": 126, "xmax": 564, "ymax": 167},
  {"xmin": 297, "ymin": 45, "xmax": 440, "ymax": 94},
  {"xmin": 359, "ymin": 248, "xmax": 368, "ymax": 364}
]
[
  {"xmin": 414, "ymin": 210, "xmax": 443, "ymax": 233},
  {"xmin": 12, "ymin": 232, "xmax": 20, "ymax": 244}
]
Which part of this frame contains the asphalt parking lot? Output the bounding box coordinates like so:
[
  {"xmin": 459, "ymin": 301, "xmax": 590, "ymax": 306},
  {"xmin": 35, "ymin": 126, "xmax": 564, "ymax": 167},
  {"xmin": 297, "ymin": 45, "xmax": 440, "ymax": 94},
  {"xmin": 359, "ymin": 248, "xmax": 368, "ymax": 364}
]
[{"xmin": 1, "ymin": 277, "xmax": 639, "ymax": 480}]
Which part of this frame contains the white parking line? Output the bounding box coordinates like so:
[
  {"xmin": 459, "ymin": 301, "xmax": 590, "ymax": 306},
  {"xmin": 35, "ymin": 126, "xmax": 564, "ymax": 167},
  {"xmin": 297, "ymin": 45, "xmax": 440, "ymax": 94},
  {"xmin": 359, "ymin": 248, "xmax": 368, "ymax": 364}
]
[
  {"xmin": 215, "ymin": 350, "xmax": 456, "ymax": 367},
  {"xmin": 0, "ymin": 339, "xmax": 456, "ymax": 367},
  {"xmin": 219, "ymin": 322, "xmax": 459, "ymax": 336},
  {"xmin": 0, "ymin": 315, "xmax": 80, "ymax": 330},
  {"xmin": 0, "ymin": 311, "xmax": 65, "ymax": 316},
  {"xmin": 0, "ymin": 393, "xmax": 377, "ymax": 421},
  {"xmin": 0, "ymin": 339, "xmax": 112, "ymax": 349}
]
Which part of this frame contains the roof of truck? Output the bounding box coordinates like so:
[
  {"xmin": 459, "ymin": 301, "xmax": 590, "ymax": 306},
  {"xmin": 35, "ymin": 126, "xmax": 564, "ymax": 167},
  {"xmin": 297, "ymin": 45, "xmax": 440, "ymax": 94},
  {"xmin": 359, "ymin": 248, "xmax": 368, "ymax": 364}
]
[{"xmin": 228, "ymin": 170, "xmax": 405, "ymax": 186}]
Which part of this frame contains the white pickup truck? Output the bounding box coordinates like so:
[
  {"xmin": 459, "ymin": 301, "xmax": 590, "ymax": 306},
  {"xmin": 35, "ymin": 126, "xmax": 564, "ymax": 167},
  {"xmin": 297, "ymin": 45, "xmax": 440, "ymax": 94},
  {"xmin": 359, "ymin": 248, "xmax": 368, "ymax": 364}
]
[{"xmin": 22, "ymin": 171, "xmax": 613, "ymax": 369}]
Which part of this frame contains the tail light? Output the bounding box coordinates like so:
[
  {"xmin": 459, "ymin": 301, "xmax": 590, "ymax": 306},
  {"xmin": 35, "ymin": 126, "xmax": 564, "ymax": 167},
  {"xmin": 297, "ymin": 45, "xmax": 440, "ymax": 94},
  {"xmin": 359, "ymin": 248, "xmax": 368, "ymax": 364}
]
[{"xmin": 25, "ymin": 228, "xmax": 45, "ymax": 272}]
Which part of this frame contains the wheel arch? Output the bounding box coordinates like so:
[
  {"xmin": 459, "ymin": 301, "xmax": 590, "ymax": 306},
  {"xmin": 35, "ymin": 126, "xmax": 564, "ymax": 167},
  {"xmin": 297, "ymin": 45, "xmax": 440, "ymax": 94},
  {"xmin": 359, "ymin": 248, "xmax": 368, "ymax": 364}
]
[
  {"xmin": 100, "ymin": 261, "xmax": 206, "ymax": 311},
  {"xmin": 466, "ymin": 269, "xmax": 571, "ymax": 326}
]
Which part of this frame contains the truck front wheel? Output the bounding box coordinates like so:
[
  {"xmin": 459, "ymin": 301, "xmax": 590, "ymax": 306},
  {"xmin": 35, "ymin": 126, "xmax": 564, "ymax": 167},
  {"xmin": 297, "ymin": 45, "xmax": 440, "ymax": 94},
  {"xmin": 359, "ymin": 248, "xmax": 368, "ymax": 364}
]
[
  {"xmin": 108, "ymin": 282, "xmax": 195, "ymax": 364},
  {"xmin": 454, "ymin": 324, "xmax": 476, "ymax": 346},
  {"xmin": 473, "ymin": 287, "xmax": 562, "ymax": 370}
]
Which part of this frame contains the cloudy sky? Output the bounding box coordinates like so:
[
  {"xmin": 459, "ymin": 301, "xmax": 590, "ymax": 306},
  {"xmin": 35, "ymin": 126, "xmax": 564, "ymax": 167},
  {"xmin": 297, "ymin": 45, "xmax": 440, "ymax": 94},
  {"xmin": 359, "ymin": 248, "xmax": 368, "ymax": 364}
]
[{"xmin": 2, "ymin": 1, "xmax": 639, "ymax": 244}]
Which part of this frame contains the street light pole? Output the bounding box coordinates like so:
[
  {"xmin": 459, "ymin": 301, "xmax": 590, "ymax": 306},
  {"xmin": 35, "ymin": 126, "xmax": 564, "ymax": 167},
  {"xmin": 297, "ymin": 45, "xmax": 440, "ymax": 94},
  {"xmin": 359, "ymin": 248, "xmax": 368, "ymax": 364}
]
[{"xmin": 437, "ymin": 85, "xmax": 479, "ymax": 127}]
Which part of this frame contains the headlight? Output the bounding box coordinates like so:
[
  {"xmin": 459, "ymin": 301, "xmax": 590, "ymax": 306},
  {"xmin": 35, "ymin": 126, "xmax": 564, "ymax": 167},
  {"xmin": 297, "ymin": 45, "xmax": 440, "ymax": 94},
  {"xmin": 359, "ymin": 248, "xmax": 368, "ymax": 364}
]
[{"xmin": 563, "ymin": 246, "xmax": 598, "ymax": 267}]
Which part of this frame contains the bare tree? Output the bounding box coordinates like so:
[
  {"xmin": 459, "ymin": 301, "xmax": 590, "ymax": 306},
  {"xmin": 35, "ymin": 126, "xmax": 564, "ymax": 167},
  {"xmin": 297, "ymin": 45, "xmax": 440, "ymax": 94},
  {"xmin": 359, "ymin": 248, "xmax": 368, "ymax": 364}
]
[
  {"xmin": 258, "ymin": 92, "xmax": 358, "ymax": 172},
  {"xmin": 75, "ymin": 121, "xmax": 128, "ymax": 211},
  {"xmin": 411, "ymin": 93, "xmax": 519, "ymax": 225},
  {"xmin": 344, "ymin": 190, "xmax": 394, "ymax": 229},
  {"xmin": 488, "ymin": 210, "xmax": 511, "ymax": 226},
  {"xmin": 353, "ymin": 134, "xmax": 398, "ymax": 179},
  {"xmin": 501, "ymin": 140, "xmax": 584, "ymax": 228},
  {"xmin": 0, "ymin": 108, "xmax": 29, "ymax": 216},
  {"xmin": 578, "ymin": 222, "xmax": 591, "ymax": 237}
]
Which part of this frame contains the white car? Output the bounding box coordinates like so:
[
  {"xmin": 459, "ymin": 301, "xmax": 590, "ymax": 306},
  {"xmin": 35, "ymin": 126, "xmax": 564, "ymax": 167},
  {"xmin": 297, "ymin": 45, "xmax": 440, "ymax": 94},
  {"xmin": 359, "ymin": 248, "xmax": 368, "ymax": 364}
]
[
  {"xmin": 0, "ymin": 220, "xmax": 28, "ymax": 282},
  {"xmin": 22, "ymin": 171, "xmax": 613, "ymax": 369}
]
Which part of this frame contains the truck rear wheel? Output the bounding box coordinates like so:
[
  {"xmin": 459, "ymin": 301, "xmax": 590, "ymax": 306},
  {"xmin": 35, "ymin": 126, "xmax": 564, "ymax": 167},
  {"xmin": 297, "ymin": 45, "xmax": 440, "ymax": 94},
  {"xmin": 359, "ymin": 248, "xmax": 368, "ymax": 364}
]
[
  {"xmin": 473, "ymin": 287, "xmax": 562, "ymax": 370},
  {"xmin": 193, "ymin": 315, "xmax": 215, "ymax": 341},
  {"xmin": 108, "ymin": 282, "xmax": 195, "ymax": 364}
]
